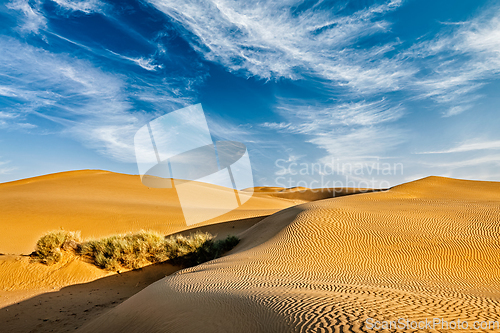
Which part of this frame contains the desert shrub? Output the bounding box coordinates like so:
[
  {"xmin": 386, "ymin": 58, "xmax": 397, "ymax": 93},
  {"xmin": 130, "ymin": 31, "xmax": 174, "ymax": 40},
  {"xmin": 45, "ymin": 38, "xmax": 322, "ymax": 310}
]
[
  {"xmin": 165, "ymin": 232, "xmax": 215, "ymax": 260},
  {"xmin": 78, "ymin": 231, "xmax": 168, "ymax": 270},
  {"xmin": 174, "ymin": 235, "xmax": 240, "ymax": 267},
  {"xmin": 33, "ymin": 230, "xmax": 81, "ymax": 265},
  {"xmin": 78, "ymin": 231, "xmax": 239, "ymax": 271},
  {"xmin": 34, "ymin": 230, "xmax": 239, "ymax": 271}
]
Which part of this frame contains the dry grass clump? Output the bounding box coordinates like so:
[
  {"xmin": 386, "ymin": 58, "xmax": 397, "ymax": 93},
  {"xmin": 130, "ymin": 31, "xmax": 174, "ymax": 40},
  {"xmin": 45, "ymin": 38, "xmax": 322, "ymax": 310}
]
[
  {"xmin": 78, "ymin": 231, "xmax": 169, "ymax": 270},
  {"xmin": 33, "ymin": 230, "xmax": 81, "ymax": 265},
  {"xmin": 174, "ymin": 235, "xmax": 240, "ymax": 267},
  {"xmin": 32, "ymin": 230, "xmax": 240, "ymax": 271}
]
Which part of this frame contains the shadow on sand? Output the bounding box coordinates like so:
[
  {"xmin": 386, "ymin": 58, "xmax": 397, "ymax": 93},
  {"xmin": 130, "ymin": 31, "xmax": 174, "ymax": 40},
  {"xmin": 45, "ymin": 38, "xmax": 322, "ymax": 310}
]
[{"xmin": 0, "ymin": 216, "xmax": 269, "ymax": 333}]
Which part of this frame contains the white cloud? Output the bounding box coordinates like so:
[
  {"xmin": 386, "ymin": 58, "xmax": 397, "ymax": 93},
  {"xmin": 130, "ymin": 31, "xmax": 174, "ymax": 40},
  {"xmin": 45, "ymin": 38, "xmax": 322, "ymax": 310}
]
[
  {"xmin": 106, "ymin": 50, "xmax": 162, "ymax": 71},
  {"xmin": 312, "ymin": 126, "xmax": 404, "ymax": 162},
  {"xmin": 0, "ymin": 111, "xmax": 18, "ymax": 119},
  {"xmin": 442, "ymin": 104, "xmax": 473, "ymax": 117},
  {"xmin": 133, "ymin": 57, "xmax": 161, "ymax": 71},
  {"xmin": 205, "ymin": 116, "xmax": 256, "ymax": 143},
  {"xmin": 3, "ymin": 0, "xmax": 500, "ymax": 183},
  {"xmin": 146, "ymin": 0, "xmax": 407, "ymax": 93},
  {"xmin": 417, "ymin": 140, "xmax": 500, "ymax": 154},
  {"xmin": 262, "ymin": 99, "xmax": 405, "ymax": 160},
  {"xmin": 409, "ymin": 7, "xmax": 500, "ymax": 116},
  {"xmin": 0, "ymin": 159, "xmax": 17, "ymax": 175},
  {"xmin": 422, "ymin": 155, "xmax": 500, "ymax": 169},
  {"xmin": 0, "ymin": 87, "xmax": 22, "ymax": 98},
  {"xmin": 146, "ymin": 0, "xmax": 500, "ymax": 118},
  {"xmin": 278, "ymin": 99, "xmax": 404, "ymax": 129},
  {"xmin": 143, "ymin": 0, "xmax": 500, "ymax": 179},
  {"xmin": 6, "ymin": 0, "xmax": 47, "ymax": 34},
  {"xmin": 0, "ymin": 37, "xmax": 189, "ymax": 162},
  {"xmin": 0, "ymin": 167, "xmax": 17, "ymax": 175},
  {"xmin": 51, "ymin": 0, "xmax": 105, "ymax": 14},
  {"xmin": 260, "ymin": 122, "xmax": 293, "ymax": 131}
]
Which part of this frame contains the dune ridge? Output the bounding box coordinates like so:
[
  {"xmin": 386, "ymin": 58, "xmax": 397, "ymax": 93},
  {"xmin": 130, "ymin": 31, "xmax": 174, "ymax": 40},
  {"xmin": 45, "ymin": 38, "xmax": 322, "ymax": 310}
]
[
  {"xmin": 252, "ymin": 186, "xmax": 383, "ymax": 201},
  {"xmin": 1, "ymin": 170, "xmax": 369, "ymax": 316},
  {"xmin": 0, "ymin": 170, "xmax": 301, "ymax": 313},
  {"xmin": 79, "ymin": 176, "xmax": 500, "ymax": 333},
  {"xmin": 0, "ymin": 170, "xmax": 300, "ymax": 255}
]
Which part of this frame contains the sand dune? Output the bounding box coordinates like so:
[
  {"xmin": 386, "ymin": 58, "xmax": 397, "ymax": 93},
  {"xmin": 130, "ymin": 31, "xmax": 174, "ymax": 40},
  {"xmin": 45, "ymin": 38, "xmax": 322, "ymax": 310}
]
[
  {"xmin": 2, "ymin": 173, "xmax": 498, "ymax": 332},
  {"xmin": 0, "ymin": 170, "xmax": 300, "ymax": 255},
  {"xmin": 0, "ymin": 170, "xmax": 300, "ymax": 314},
  {"xmin": 0, "ymin": 170, "xmax": 358, "ymax": 322},
  {"xmin": 0, "ymin": 216, "xmax": 266, "ymax": 332},
  {"xmin": 78, "ymin": 176, "xmax": 500, "ymax": 333},
  {"xmin": 255, "ymin": 186, "xmax": 381, "ymax": 201},
  {"xmin": 0, "ymin": 259, "xmax": 181, "ymax": 333}
]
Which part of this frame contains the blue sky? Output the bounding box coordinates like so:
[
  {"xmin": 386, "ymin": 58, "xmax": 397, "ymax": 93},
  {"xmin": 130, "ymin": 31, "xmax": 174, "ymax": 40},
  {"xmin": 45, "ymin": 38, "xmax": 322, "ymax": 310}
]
[{"xmin": 1, "ymin": 0, "xmax": 500, "ymax": 188}]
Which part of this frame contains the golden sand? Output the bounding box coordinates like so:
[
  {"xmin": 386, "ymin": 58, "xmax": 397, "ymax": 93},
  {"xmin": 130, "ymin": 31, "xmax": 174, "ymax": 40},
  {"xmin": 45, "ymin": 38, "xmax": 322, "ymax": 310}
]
[
  {"xmin": 0, "ymin": 170, "xmax": 300, "ymax": 255},
  {"xmin": 0, "ymin": 170, "xmax": 301, "ymax": 317},
  {"xmin": 77, "ymin": 176, "xmax": 500, "ymax": 333},
  {"xmin": 1, "ymin": 172, "xmax": 498, "ymax": 332},
  {"xmin": 0, "ymin": 170, "xmax": 338, "ymax": 313}
]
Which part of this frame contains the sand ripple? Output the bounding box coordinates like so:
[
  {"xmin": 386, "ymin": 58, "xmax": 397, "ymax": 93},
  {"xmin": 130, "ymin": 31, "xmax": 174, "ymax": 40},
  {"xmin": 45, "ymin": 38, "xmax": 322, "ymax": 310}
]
[{"xmin": 79, "ymin": 177, "xmax": 500, "ymax": 332}]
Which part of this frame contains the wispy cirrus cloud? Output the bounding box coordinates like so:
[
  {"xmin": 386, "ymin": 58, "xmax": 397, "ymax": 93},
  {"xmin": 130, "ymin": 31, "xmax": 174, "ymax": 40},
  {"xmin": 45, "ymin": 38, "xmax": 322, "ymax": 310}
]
[
  {"xmin": 1, "ymin": 0, "xmax": 213, "ymax": 164},
  {"xmin": 262, "ymin": 99, "xmax": 405, "ymax": 159},
  {"xmin": 106, "ymin": 50, "xmax": 162, "ymax": 71},
  {"xmin": 144, "ymin": 0, "xmax": 500, "ymax": 175},
  {"xmin": 275, "ymin": 98, "xmax": 404, "ymax": 130},
  {"xmin": 146, "ymin": 0, "xmax": 407, "ymax": 92},
  {"xmin": 6, "ymin": 0, "xmax": 167, "ymax": 72},
  {"xmin": 146, "ymin": 0, "xmax": 500, "ymax": 117},
  {"xmin": 50, "ymin": 0, "xmax": 106, "ymax": 14},
  {"xmin": 2, "ymin": 0, "xmax": 500, "ymax": 185},
  {"xmin": 6, "ymin": 0, "xmax": 46, "ymax": 34},
  {"xmin": 422, "ymin": 155, "xmax": 500, "ymax": 169},
  {"xmin": 417, "ymin": 140, "xmax": 500, "ymax": 154},
  {"xmin": 409, "ymin": 8, "xmax": 500, "ymax": 117},
  {"xmin": 0, "ymin": 159, "xmax": 17, "ymax": 175},
  {"xmin": 0, "ymin": 36, "xmax": 190, "ymax": 162}
]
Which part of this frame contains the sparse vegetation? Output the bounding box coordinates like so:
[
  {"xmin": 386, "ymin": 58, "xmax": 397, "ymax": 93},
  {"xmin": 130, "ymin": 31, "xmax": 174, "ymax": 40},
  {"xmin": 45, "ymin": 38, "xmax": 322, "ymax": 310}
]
[
  {"xmin": 31, "ymin": 230, "xmax": 239, "ymax": 270},
  {"xmin": 33, "ymin": 230, "xmax": 81, "ymax": 265},
  {"xmin": 78, "ymin": 231, "xmax": 171, "ymax": 270},
  {"xmin": 172, "ymin": 235, "xmax": 240, "ymax": 267}
]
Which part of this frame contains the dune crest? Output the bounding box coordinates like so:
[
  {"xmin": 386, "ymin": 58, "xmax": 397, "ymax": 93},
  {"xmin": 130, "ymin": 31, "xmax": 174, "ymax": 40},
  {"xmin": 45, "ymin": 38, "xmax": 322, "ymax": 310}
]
[
  {"xmin": 0, "ymin": 170, "xmax": 353, "ymax": 311},
  {"xmin": 79, "ymin": 176, "xmax": 500, "ymax": 333},
  {"xmin": 0, "ymin": 170, "xmax": 301, "ymax": 255}
]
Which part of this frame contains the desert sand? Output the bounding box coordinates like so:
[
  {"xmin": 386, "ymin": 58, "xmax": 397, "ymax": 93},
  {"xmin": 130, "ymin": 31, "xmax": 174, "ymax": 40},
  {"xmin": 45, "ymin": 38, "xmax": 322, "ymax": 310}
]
[
  {"xmin": 1, "ymin": 172, "xmax": 499, "ymax": 332},
  {"xmin": 0, "ymin": 170, "xmax": 306, "ymax": 255},
  {"xmin": 0, "ymin": 170, "xmax": 366, "ymax": 332},
  {"xmin": 77, "ymin": 176, "xmax": 500, "ymax": 333}
]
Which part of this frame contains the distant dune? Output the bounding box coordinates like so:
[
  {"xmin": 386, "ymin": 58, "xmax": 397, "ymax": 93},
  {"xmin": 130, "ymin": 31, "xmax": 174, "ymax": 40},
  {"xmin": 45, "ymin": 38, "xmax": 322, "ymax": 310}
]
[
  {"xmin": 0, "ymin": 170, "xmax": 303, "ymax": 314},
  {"xmin": 252, "ymin": 186, "xmax": 382, "ymax": 201},
  {"xmin": 77, "ymin": 176, "xmax": 500, "ymax": 333},
  {"xmin": 1, "ymin": 173, "xmax": 499, "ymax": 333},
  {"xmin": 0, "ymin": 170, "xmax": 303, "ymax": 255},
  {"xmin": 0, "ymin": 170, "xmax": 372, "ymax": 315}
]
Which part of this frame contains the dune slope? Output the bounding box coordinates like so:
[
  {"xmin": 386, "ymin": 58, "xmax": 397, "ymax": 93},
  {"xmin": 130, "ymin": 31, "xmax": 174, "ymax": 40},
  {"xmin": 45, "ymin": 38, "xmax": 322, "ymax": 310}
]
[
  {"xmin": 0, "ymin": 170, "xmax": 300, "ymax": 255},
  {"xmin": 79, "ymin": 176, "xmax": 500, "ymax": 333},
  {"xmin": 1, "ymin": 169, "xmax": 355, "ymax": 313}
]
